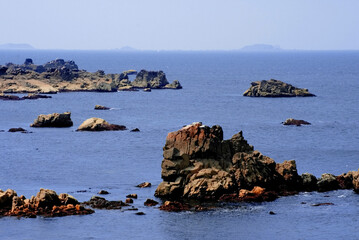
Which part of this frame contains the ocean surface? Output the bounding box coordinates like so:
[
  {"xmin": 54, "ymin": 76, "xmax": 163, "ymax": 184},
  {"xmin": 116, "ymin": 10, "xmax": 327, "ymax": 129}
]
[{"xmin": 0, "ymin": 50, "xmax": 359, "ymax": 239}]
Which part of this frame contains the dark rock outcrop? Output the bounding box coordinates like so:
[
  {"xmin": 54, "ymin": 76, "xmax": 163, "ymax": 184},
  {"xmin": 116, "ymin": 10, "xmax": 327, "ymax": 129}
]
[
  {"xmin": 82, "ymin": 196, "xmax": 128, "ymax": 209},
  {"xmin": 283, "ymin": 118, "xmax": 311, "ymax": 126},
  {"xmin": 0, "ymin": 94, "xmax": 51, "ymax": 101},
  {"xmin": 243, "ymin": 79, "xmax": 315, "ymax": 97},
  {"xmin": 144, "ymin": 199, "xmax": 159, "ymax": 206},
  {"xmin": 77, "ymin": 118, "xmax": 127, "ymax": 131},
  {"xmin": 0, "ymin": 188, "xmax": 93, "ymax": 218},
  {"xmin": 30, "ymin": 112, "xmax": 73, "ymax": 127},
  {"xmin": 8, "ymin": 127, "xmax": 28, "ymax": 133}
]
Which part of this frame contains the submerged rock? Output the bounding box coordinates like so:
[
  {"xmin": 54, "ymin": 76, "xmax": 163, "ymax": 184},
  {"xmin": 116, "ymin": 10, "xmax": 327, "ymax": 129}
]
[
  {"xmin": 77, "ymin": 118, "xmax": 127, "ymax": 131},
  {"xmin": 283, "ymin": 118, "xmax": 311, "ymax": 126},
  {"xmin": 243, "ymin": 79, "xmax": 315, "ymax": 97},
  {"xmin": 30, "ymin": 112, "xmax": 73, "ymax": 127}
]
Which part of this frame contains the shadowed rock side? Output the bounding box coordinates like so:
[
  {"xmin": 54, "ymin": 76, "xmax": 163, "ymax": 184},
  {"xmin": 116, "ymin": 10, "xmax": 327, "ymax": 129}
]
[
  {"xmin": 0, "ymin": 59, "xmax": 182, "ymax": 93},
  {"xmin": 30, "ymin": 112, "xmax": 73, "ymax": 127},
  {"xmin": 77, "ymin": 117, "xmax": 127, "ymax": 131},
  {"xmin": 243, "ymin": 79, "xmax": 315, "ymax": 97},
  {"xmin": 155, "ymin": 122, "xmax": 359, "ymax": 207},
  {"xmin": 0, "ymin": 188, "xmax": 93, "ymax": 218}
]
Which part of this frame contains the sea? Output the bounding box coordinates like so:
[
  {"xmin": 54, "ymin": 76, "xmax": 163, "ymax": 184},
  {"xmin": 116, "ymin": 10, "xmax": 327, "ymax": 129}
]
[{"xmin": 0, "ymin": 50, "xmax": 358, "ymax": 240}]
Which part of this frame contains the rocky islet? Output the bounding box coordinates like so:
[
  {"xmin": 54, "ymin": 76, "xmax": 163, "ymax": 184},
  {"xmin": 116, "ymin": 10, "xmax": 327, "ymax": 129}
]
[
  {"xmin": 0, "ymin": 188, "xmax": 93, "ymax": 218},
  {"xmin": 0, "ymin": 59, "xmax": 182, "ymax": 93},
  {"xmin": 243, "ymin": 79, "xmax": 315, "ymax": 97}
]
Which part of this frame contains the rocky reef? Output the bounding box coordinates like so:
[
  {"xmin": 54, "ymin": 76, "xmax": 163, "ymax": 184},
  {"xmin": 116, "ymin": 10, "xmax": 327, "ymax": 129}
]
[
  {"xmin": 0, "ymin": 188, "xmax": 93, "ymax": 218},
  {"xmin": 0, "ymin": 59, "xmax": 182, "ymax": 93},
  {"xmin": 243, "ymin": 79, "xmax": 315, "ymax": 97},
  {"xmin": 155, "ymin": 123, "xmax": 359, "ymax": 208}
]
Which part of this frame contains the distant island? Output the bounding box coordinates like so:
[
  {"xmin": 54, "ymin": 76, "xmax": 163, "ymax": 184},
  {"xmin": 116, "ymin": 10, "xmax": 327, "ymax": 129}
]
[
  {"xmin": 240, "ymin": 44, "xmax": 282, "ymax": 52},
  {"xmin": 0, "ymin": 43, "xmax": 35, "ymax": 50}
]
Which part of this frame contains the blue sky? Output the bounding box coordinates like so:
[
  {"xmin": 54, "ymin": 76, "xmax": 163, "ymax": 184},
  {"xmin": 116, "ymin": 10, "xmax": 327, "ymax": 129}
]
[{"xmin": 1, "ymin": 0, "xmax": 358, "ymax": 50}]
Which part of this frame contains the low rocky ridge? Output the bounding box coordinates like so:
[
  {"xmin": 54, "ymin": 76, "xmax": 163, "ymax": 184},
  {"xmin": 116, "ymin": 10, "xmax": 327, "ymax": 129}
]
[
  {"xmin": 30, "ymin": 112, "xmax": 73, "ymax": 127},
  {"xmin": 0, "ymin": 93, "xmax": 52, "ymax": 101},
  {"xmin": 77, "ymin": 117, "xmax": 127, "ymax": 131},
  {"xmin": 155, "ymin": 122, "xmax": 359, "ymax": 210},
  {"xmin": 243, "ymin": 79, "xmax": 315, "ymax": 97},
  {"xmin": 0, "ymin": 59, "xmax": 182, "ymax": 93},
  {"xmin": 0, "ymin": 188, "xmax": 93, "ymax": 218}
]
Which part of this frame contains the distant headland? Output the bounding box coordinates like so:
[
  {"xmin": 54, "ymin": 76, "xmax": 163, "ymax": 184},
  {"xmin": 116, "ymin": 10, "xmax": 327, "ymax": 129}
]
[
  {"xmin": 0, "ymin": 43, "xmax": 35, "ymax": 50},
  {"xmin": 240, "ymin": 44, "xmax": 282, "ymax": 52}
]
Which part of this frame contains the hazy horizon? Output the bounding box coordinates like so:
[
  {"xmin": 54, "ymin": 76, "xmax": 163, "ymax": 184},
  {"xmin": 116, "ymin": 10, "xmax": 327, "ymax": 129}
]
[{"xmin": 1, "ymin": 0, "xmax": 359, "ymax": 51}]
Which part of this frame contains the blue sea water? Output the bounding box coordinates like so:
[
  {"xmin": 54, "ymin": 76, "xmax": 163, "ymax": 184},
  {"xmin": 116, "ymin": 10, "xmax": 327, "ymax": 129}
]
[{"xmin": 0, "ymin": 50, "xmax": 359, "ymax": 239}]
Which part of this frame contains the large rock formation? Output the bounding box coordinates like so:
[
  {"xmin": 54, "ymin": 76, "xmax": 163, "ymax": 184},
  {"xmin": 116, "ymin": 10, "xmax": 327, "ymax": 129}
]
[
  {"xmin": 77, "ymin": 117, "xmax": 127, "ymax": 131},
  {"xmin": 155, "ymin": 123, "xmax": 359, "ymax": 204},
  {"xmin": 0, "ymin": 59, "xmax": 182, "ymax": 93},
  {"xmin": 0, "ymin": 188, "xmax": 93, "ymax": 218},
  {"xmin": 30, "ymin": 112, "xmax": 73, "ymax": 127},
  {"xmin": 243, "ymin": 79, "xmax": 315, "ymax": 97}
]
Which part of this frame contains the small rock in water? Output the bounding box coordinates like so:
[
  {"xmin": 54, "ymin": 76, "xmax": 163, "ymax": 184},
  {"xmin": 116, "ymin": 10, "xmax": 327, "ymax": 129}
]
[
  {"xmin": 126, "ymin": 194, "xmax": 138, "ymax": 199},
  {"xmin": 94, "ymin": 105, "xmax": 110, "ymax": 110},
  {"xmin": 130, "ymin": 128, "xmax": 140, "ymax": 132},
  {"xmin": 269, "ymin": 211, "xmax": 276, "ymax": 215},
  {"xmin": 98, "ymin": 190, "xmax": 110, "ymax": 195},
  {"xmin": 125, "ymin": 198, "xmax": 133, "ymax": 204},
  {"xmin": 143, "ymin": 88, "xmax": 151, "ymax": 92},
  {"xmin": 136, "ymin": 212, "xmax": 145, "ymax": 215},
  {"xmin": 282, "ymin": 118, "xmax": 311, "ymax": 126},
  {"xmin": 136, "ymin": 182, "xmax": 151, "ymax": 188}
]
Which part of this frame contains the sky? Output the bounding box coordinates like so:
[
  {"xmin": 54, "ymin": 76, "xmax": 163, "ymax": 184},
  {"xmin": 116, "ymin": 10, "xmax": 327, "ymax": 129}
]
[{"xmin": 1, "ymin": 0, "xmax": 359, "ymax": 50}]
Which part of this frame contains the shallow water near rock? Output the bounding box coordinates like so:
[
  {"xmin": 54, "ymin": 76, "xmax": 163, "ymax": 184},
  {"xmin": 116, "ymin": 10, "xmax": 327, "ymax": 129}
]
[{"xmin": 1, "ymin": 50, "xmax": 359, "ymax": 239}]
